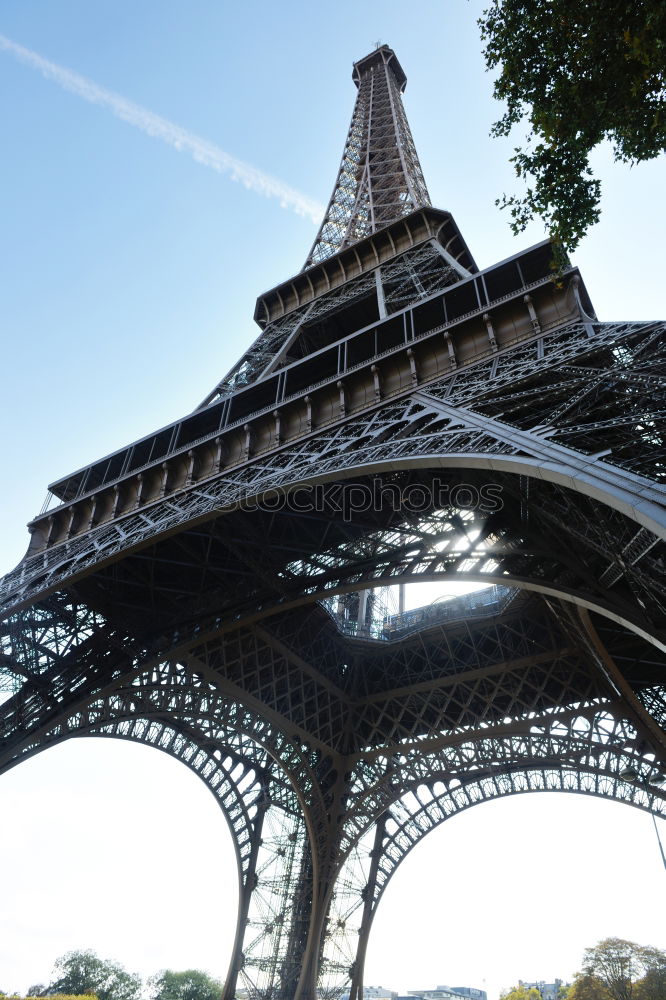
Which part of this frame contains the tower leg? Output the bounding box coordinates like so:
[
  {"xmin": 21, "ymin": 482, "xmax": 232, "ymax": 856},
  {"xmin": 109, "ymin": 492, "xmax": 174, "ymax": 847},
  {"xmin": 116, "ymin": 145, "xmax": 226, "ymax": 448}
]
[
  {"xmin": 223, "ymin": 793, "xmax": 268, "ymax": 1000},
  {"xmin": 348, "ymin": 816, "xmax": 387, "ymax": 1000}
]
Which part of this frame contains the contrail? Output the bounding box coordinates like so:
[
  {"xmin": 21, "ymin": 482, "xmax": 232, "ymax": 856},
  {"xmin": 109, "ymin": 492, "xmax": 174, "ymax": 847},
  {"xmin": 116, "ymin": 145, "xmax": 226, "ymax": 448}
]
[{"xmin": 0, "ymin": 33, "xmax": 324, "ymax": 223}]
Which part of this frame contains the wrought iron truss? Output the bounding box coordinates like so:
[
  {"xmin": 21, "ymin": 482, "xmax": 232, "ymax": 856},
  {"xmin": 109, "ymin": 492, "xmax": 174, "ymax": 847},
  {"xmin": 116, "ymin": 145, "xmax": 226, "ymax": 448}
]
[
  {"xmin": 2, "ymin": 43, "xmax": 666, "ymax": 1000},
  {"xmin": 200, "ymin": 237, "xmax": 467, "ymax": 404},
  {"xmin": 305, "ymin": 45, "xmax": 431, "ymax": 268}
]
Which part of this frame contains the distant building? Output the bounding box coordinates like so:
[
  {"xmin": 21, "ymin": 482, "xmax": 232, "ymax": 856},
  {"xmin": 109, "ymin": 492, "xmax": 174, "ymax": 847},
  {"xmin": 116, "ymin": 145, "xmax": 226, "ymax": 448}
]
[
  {"xmin": 520, "ymin": 981, "xmax": 563, "ymax": 1000},
  {"xmin": 408, "ymin": 988, "xmax": 487, "ymax": 1000},
  {"xmin": 408, "ymin": 992, "xmax": 460, "ymax": 999},
  {"xmin": 339, "ymin": 988, "xmax": 397, "ymax": 1000},
  {"xmin": 451, "ymin": 988, "xmax": 488, "ymax": 1000}
]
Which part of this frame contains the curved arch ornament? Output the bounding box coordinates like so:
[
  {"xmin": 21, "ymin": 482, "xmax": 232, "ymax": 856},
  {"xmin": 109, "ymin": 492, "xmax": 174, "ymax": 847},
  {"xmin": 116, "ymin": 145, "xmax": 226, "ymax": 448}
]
[
  {"xmin": 2, "ymin": 42, "xmax": 666, "ymax": 1000},
  {"xmin": 326, "ymin": 760, "xmax": 666, "ymax": 1000},
  {"xmin": 0, "ymin": 653, "xmax": 331, "ymax": 1000}
]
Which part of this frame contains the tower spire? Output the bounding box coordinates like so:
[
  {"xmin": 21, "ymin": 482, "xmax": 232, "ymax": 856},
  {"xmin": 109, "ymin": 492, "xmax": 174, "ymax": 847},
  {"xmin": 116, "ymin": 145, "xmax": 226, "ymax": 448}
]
[{"xmin": 304, "ymin": 44, "xmax": 431, "ymax": 268}]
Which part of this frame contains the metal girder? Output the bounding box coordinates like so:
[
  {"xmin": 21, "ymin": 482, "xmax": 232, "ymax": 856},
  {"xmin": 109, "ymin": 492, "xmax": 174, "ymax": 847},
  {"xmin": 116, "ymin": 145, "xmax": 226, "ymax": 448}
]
[
  {"xmin": 3, "ymin": 321, "xmax": 665, "ymax": 632},
  {"xmin": 195, "ymin": 237, "xmax": 465, "ymax": 408}
]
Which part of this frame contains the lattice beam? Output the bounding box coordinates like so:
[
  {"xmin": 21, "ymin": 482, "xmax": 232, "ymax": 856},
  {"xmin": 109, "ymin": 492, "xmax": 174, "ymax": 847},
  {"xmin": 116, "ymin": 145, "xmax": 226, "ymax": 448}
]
[{"xmin": 305, "ymin": 46, "xmax": 431, "ymax": 268}]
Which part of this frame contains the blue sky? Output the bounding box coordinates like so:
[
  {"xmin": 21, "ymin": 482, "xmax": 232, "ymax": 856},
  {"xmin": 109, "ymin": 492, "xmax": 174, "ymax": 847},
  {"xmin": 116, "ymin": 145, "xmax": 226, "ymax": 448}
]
[{"xmin": 1, "ymin": 1, "xmax": 664, "ymax": 996}]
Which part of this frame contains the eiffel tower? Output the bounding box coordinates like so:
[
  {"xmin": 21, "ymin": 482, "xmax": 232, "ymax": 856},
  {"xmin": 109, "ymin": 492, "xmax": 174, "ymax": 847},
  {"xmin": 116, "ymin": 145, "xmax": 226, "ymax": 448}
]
[{"xmin": 1, "ymin": 43, "xmax": 665, "ymax": 1000}]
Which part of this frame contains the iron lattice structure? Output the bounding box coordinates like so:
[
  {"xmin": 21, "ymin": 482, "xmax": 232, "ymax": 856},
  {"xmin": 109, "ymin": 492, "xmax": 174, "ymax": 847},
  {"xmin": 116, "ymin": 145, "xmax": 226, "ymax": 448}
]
[
  {"xmin": 304, "ymin": 46, "xmax": 431, "ymax": 268},
  {"xmin": 2, "ymin": 44, "xmax": 666, "ymax": 1000}
]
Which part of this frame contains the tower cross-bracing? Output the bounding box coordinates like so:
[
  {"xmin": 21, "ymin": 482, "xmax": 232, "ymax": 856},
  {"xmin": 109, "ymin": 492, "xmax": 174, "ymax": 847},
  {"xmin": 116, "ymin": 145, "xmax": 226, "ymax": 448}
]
[{"xmin": 1, "ymin": 44, "xmax": 665, "ymax": 1000}]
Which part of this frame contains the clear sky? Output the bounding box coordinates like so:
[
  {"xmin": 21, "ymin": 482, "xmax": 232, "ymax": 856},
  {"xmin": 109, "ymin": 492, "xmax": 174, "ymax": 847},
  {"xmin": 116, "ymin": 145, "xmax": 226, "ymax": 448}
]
[{"xmin": 0, "ymin": 1, "xmax": 664, "ymax": 997}]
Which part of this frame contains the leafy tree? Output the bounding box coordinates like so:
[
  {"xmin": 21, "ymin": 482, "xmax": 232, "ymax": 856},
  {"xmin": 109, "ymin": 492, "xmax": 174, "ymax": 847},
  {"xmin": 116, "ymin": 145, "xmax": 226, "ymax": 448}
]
[
  {"xmin": 583, "ymin": 939, "xmax": 666, "ymax": 1000},
  {"xmin": 147, "ymin": 970, "xmax": 223, "ymax": 1000},
  {"xmin": 635, "ymin": 963, "xmax": 666, "ymax": 1000},
  {"xmin": 568, "ymin": 973, "xmax": 613, "ymax": 1000},
  {"xmin": 47, "ymin": 950, "xmax": 141, "ymax": 1000},
  {"xmin": 500, "ymin": 987, "xmax": 543, "ymax": 1000},
  {"xmin": 479, "ymin": 0, "xmax": 666, "ymax": 253},
  {"xmin": 1, "ymin": 990, "xmax": 96, "ymax": 1000}
]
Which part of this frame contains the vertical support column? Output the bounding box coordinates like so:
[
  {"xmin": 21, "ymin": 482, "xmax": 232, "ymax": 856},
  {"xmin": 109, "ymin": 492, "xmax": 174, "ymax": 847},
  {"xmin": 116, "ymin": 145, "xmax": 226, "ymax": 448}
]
[
  {"xmin": 111, "ymin": 484, "xmax": 121, "ymax": 518},
  {"xmin": 524, "ymin": 293, "xmax": 541, "ymax": 334},
  {"xmin": 185, "ymin": 450, "xmax": 196, "ymax": 487},
  {"xmin": 371, "ymin": 366, "xmax": 382, "ymax": 402},
  {"xmin": 337, "ymin": 381, "xmax": 347, "ymax": 418},
  {"xmin": 212, "ymin": 438, "xmax": 224, "ymax": 476},
  {"xmin": 159, "ymin": 462, "xmax": 169, "ymax": 499},
  {"xmin": 291, "ymin": 760, "xmax": 354, "ymax": 1000},
  {"xmin": 229, "ymin": 792, "xmax": 317, "ymax": 1000},
  {"xmin": 443, "ymin": 331, "xmax": 457, "ymax": 369},
  {"xmin": 357, "ymin": 589, "xmax": 369, "ymax": 634},
  {"xmin": 222, "ymin": 791, "xmax": 270, "ymax": 1000},
  {"xmin": 85, "ymin": 498, "xmax": 97, "ymax": 531},
  {"xmin": 484, "ymin": 312, "xmax": 498, "ymax": 353},
  {"xmin": 348, "ymin": 815, "xmax": 388, "ymax": 1000},
  {"xmin": 407, "ymin": 347, "xmax": 418, "ymax": 386},
  {"xmin": 282, "ymin": 842, "xmax": 317, "ymax": 999},
  {"xmin": 375, "ymin": 268, "xmax": 387, "ymax": 320}
]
